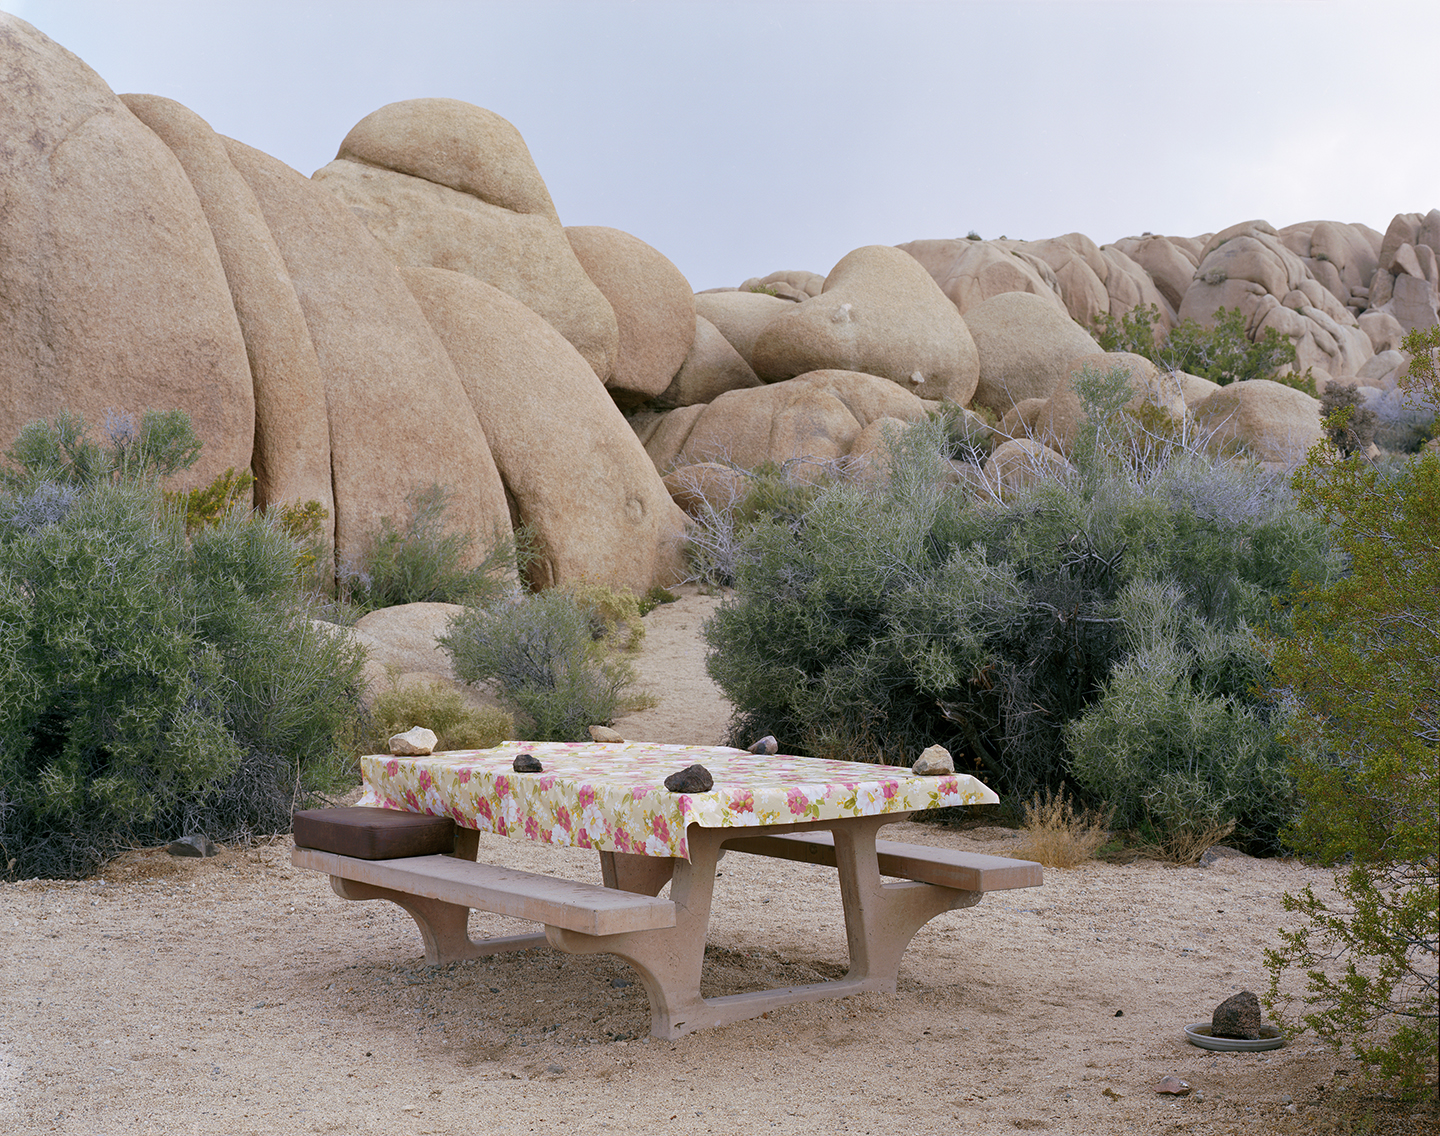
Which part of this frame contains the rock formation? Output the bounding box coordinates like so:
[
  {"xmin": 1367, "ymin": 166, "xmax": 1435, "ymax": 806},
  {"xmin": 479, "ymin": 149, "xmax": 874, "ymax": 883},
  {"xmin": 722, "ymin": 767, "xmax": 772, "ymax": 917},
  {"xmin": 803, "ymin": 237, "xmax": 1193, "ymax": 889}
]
[{"xmin": 1, "ymin": 10, "xmax": 1435, "ymax": 603}]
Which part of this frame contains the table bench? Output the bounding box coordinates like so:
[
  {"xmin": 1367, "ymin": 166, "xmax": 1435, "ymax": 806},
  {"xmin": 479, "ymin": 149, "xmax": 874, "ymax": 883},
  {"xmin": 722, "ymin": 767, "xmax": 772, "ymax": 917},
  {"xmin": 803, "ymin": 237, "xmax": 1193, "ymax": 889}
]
[
  {"xmin": 290, "ymin": 804, "xmax": 1042, "ymax": 1038},
  {"xmin": 723, "ymin": 830, "xmax": 1043, "ymax": 891}
]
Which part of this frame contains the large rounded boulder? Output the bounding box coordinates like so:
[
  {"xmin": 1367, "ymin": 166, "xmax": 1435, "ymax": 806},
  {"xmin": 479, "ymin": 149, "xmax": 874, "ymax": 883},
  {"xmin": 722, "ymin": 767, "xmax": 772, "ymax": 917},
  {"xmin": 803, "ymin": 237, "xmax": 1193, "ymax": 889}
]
[
  {"xmin": 900, "ymin": 238, "xmax": 1068, "ymax": 317},
  {"xmin": 121, "ymin": 93, "xmax": 334, "ymax": 520},
  {"xmin": 640, "ymin": 369, "xmax": 930, "ymax": 475},
  {"xmin": 313, "ymin": 99, "xmax": 620, "ymax": 382},
  {"xmin": 0, "ymin": 15, "xmax": 254, "ymax": 492},
  {"xmin": 225, "ymin": 137, "xmax": 512, "ymax": 565},
  {"xmin": 651, "ymin": 316, "xmax": 763, "ymax": 409},
  {"xmin": 565, "ymin": 225, "xmax": 695, "ymax": 406},
  {"xmin": 1190, "ymin": 379, "xmax": 1323, "ymax": 465},
  {"xmin": 751, "ymin": 245, "xmax": 979, "ymax": 403},
  {"xmin": 402, "ymin": 267, "xmax": 686, "ymax": 592},
  {"xmin": 964, "ymin": 291, "xmax": 1103, "ymax": 417},
  {"xmin": 692, "ymin": 291, "xmax": 793, "ymax": 368}
]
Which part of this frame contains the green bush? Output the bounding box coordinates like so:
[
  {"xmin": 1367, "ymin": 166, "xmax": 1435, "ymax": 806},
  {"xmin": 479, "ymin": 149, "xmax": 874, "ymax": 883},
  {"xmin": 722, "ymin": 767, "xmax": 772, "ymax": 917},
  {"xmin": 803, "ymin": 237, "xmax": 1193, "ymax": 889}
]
[
  {"xmin": 1263, "ymin": 325, "xmax": 1440, "ymax": 1096},
  {"xmin": 362, "ymin": 681, "xmax": 514, "ymax": 755},
  {"xmin": 441, "ymin": 590, "xmax": 635, "ymax": 742},
  {"xmin": 1065, "ymin": 617, "xmax": 1296, "ymax": 849},
  {"xmin": 0, "ymin": 465, "xmax": 365, "ymax": 880},
  {"xmin": 704, "ymin": 376, "xmax": 1329, "ymax": 845},
  {"xmin": 336, "ymin": 483, "xmax": 519, "ymax": 614},
  {"xmin": 1094, "ymin": 304, "xmax": 1313, "ymax": 393},
  {"xmin": 168, "ymin": 466, "xmax": 255, "ymax": 532},
  {"xmin": 2, "ymin": 408, "xmax": 203, "ymax": 492}
]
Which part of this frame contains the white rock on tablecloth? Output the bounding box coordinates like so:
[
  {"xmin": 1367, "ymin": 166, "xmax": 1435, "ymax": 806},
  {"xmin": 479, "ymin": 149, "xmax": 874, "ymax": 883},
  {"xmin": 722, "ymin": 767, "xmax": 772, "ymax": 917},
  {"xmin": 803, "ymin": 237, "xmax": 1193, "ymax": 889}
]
[
  {"xmin": 913, "ymin": 745, "xmax": 955, "ymax": 775},
  {"xmin": 389, "ymin": 726, "xmax": 438, "ymax": 756}
]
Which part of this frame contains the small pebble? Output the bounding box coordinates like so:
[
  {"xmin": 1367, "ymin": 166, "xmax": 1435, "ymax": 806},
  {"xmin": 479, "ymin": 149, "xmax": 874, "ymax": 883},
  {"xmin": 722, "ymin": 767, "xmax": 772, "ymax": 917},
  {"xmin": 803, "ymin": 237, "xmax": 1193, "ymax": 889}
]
[
  {"xmin": 513, "ymin": 753, "xmax": 543, "ymax": 773},
  {"xmin": 664, "ymin": 764, "xmax": 714, "ymax": 793},
  {"xmin": 1154, "ymin": 1076, "xmax": 1191, "ymax": 1096},
  {"xmin": 747, "ymin": 735, "xmax": 778, "ymax": 755}
]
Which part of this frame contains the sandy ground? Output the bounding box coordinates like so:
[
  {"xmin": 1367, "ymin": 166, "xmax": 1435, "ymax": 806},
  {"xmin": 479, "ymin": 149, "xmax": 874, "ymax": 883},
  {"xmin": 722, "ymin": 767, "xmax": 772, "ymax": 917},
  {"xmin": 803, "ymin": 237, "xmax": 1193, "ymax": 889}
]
[{"xmin": 0, "ymin": 589, "xmax": 1418, "ymax": 1135}]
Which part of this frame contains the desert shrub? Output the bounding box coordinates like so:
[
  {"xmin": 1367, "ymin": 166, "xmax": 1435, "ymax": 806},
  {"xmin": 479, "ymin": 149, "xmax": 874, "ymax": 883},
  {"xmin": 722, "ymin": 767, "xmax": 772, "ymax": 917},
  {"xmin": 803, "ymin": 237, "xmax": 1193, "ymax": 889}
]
[
  {"xmin": 1065, "ymin": 630, "xmax": 1297, "ymax": 851},
  {"xmin": 1319, "ymin": 382, "xmax": 1379, "ymax": 457},
  {"xmin": 0, "ymin": 467, "xmax": 365, "ymax": 880},
  {"xmin": 269, "ymin": 497, "xmax": 331, "ymax": 589},
  {"xmin": 362, "ymin": 681, "xmax": 513, "ymax": 755},
  {"xmin": 929, "ymin": 400, "xmax": 996, "ymax": 464},
  {"xmin": 562, "ymin": 582, "xmax": 648, "ymax": 653},
  {"xmin": 3, "ymin": 408, "xmax": 203, "ymax": 492},
  {"xmin": 441, "ymin": 590, "xmax": 635, "ymax": 742},
  {"xmin": 1094, "ymin": 303, "xmax": 1312, "ymax": 392},
  {"xmin": 1263, "ymin": 326, "xmax": 1440, "ymax": 1096},
  {"xmin": 336, "ymin": 483, "xmax": 519, "ymax": 614},
  {"xmin": 168, "ymin": 466, "xmax": 255, "ymax": 532},
  {"xmin": 639, "ymin": 585, "xmax": 679, "ymax": 614},
  {"xmin": 680, "ymin": 458, "xmax": 848, "ymax": 587},
  {"xmin": 704, "ymin": 373, "xmax": 1329, "ymax": 844}
]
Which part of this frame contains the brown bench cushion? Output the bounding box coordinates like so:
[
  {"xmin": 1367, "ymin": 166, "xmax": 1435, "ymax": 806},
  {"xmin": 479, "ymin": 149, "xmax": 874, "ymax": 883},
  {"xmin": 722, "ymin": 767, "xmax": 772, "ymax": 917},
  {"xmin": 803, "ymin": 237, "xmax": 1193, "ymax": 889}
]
[{"xmin": 292, "ymin": 806, "xmax": 456, "ymax": 859}]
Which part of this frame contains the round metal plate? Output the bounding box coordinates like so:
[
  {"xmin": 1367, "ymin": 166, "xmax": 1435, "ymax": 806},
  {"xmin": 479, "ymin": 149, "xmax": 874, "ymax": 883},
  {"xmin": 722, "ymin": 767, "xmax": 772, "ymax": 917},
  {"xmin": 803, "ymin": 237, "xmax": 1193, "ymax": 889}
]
[{"xmin": 1184, "ymin": 1023, "xmax": 1286, "ymax": 1051}]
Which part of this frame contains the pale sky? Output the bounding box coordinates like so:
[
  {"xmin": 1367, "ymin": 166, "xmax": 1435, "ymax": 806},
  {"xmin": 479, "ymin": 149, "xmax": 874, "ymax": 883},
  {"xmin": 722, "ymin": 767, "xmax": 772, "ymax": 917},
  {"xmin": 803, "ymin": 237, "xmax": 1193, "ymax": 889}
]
[{"xmin": 4, "ymin": 0, "xmax": 1437, "ymax": 290}]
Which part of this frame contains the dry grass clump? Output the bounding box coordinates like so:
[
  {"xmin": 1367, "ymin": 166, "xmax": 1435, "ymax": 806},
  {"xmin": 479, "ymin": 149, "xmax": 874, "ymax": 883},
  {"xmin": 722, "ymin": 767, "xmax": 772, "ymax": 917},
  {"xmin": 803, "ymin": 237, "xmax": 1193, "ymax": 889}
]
[
  {"xmin": 362, "ymin": 680, "xmax": 514, "ymax": 755},
  {"xmin": 1010, "ymin": 789, "xmax": 1112, "ymax": 868},
  {"xmin": 1137, "ymin": 819, "xmax": 1237, "ymax": 866}
]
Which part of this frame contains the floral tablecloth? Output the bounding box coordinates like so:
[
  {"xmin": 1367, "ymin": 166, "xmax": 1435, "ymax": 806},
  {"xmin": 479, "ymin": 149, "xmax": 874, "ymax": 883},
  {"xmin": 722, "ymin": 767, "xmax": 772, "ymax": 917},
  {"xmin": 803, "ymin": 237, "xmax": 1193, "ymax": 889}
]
[{"xmin": 357, "ymin": 741, "xmax": 998, "ymax": 860}]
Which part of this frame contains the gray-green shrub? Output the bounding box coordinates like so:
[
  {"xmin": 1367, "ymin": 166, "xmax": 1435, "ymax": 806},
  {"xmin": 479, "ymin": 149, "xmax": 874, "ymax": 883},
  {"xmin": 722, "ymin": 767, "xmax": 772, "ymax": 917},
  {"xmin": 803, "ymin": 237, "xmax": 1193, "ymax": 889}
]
[
  {"xmin": 336, "ymin": 483, "xmax": 519, "ymax": 614},
  {"xmin": 703, "ymin": 375, "xmax": 1331, "ymax": 848},
  {"xmin": 0, "ymin": 474, "xmax": 365, "ymax": 880},
  {"xmin": 441, "ymin": 590, "xmax": 632, "ymax": 742}
]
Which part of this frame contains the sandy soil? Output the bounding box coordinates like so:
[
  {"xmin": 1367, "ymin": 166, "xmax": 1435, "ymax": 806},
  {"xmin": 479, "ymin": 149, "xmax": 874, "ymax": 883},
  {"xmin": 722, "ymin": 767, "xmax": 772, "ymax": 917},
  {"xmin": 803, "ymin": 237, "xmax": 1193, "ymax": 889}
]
[{"xmin": 0, "ymin": 589, "xmax": 1415, "ymax": 1135}]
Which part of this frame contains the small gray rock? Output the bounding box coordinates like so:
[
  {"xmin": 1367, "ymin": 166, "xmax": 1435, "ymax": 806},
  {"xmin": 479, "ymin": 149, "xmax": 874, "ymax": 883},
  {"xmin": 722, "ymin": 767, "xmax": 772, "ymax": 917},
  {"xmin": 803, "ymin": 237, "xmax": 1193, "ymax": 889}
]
[
  {"xmin": 512, "ymin": 753, "xmax": 543, "ymax": 773},
  {"xmin": 746, "ymin": 735, "xmax": 778, "ymax": 755},
  {"xmin": 912, "ymin": 744, "xmax": 955, "ymax": 775},
  {"xmin": 166, "ymin": 834, "xmax": 216, "ymax": 858},
  {"xmin": 588, "ymin": 726, "xmax": 624, "ymax": 743},
  {"xmin": 1198, "ymin": 845, "xmax": 1253, "ymax": 868},
  {"xmin": 1154, "ymin": 1076, "xmax": 1192, "ymax": 1095},
  {"xmin": 1212, "ymin": 990, "xmax": 1262, "ymax": 1040},
  {"xmin": 664, "ymin": 764, "xmax": 714, "ymax": 793}
]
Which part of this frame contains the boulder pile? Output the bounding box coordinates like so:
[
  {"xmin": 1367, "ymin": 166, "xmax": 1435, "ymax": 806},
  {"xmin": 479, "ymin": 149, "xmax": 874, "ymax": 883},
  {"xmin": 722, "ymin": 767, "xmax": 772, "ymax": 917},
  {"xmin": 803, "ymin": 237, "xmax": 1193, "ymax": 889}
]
[{"xmin": 2, "ymin": 12, "xmax": 1436, "ymax": 594}]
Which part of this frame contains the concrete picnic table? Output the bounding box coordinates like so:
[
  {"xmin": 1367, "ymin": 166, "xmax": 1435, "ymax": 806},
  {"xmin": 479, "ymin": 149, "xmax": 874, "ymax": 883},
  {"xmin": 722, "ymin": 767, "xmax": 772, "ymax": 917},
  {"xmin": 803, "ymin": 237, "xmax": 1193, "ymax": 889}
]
[{"xmin": 295, "ymin": 742, "xmax": 1040, "ymax": 1038}]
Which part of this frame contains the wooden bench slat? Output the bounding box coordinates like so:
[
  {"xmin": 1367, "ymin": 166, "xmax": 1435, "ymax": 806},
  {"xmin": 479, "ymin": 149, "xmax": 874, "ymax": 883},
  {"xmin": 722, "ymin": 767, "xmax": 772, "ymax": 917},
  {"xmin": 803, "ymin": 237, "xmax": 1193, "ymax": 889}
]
[
  {"xmin": 290, "ymin": 847, "xmax": 676, "ymax": 937},
  {"xmin": 722, "ymin": 831, "xmax": 1042, "ymax": 891}
]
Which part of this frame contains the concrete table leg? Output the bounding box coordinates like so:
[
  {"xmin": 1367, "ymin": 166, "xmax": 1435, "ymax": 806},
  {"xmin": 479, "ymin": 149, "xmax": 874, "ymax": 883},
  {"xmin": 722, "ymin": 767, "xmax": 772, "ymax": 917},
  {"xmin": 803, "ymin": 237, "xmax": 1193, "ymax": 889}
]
[{"xmin": 598, "ymin": 849, "xmax": 676, "ymax": 896}]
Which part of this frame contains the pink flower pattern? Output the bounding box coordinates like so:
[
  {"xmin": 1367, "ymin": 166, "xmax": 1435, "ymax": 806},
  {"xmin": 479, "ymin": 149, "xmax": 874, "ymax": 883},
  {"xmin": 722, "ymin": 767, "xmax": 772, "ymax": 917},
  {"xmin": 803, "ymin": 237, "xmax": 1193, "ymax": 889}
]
[{"xmin": 357, "ymin": 742, "xmax": 997, "ymax": 861}]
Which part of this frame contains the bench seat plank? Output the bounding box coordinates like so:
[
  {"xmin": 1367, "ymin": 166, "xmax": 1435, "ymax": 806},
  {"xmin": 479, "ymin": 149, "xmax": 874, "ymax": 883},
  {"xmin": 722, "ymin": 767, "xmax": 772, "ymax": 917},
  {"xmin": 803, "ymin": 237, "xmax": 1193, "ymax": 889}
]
[
  {"xmin": 722, "ymin": 831, "xmax": 1042, "ymax": 891},
  {"xmin": 291, "ymin": 847, "xmax": 676, "ymax": 937}
]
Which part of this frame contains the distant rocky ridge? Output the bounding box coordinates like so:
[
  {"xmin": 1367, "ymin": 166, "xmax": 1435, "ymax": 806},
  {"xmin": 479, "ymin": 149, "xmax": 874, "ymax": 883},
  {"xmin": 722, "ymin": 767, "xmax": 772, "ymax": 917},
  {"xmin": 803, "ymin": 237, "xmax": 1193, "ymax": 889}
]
[{"xmin": 2, "ymin": 13, "xmax": 1436, "ymax": 591}]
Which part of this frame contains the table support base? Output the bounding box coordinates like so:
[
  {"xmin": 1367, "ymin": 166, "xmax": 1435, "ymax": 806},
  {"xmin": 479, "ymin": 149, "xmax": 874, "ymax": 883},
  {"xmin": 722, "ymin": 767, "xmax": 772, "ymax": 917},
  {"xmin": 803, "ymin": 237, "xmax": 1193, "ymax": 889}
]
[{"xmin": 550, "ymin": 815, "xmax": 979, "ymax": 1039}]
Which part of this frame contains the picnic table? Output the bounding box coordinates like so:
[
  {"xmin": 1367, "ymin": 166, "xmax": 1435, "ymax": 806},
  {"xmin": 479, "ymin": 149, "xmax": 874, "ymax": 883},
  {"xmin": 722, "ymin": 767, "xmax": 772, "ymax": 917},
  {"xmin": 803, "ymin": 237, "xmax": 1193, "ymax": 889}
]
[{"xmin": 291, "ymin": 741, "xmax": 1042, "ymax": 1039}]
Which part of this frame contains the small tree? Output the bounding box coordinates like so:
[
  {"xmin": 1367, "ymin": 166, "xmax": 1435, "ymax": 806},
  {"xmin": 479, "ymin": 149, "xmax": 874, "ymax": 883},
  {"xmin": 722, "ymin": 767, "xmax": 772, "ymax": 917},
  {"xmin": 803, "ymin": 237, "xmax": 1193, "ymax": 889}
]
[
  {"xmin": 1264, "ymin": 324, "xmax": 1440, "ymax": 1096},
  {"xmin": 1093, "ymin": 304, "xmax": 1312, "ymax": 392}
]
